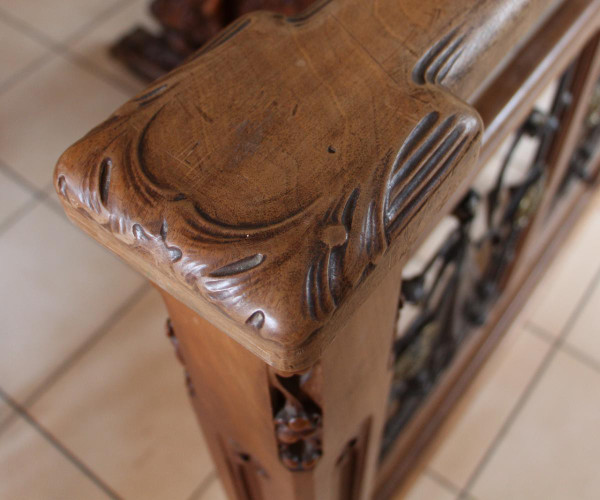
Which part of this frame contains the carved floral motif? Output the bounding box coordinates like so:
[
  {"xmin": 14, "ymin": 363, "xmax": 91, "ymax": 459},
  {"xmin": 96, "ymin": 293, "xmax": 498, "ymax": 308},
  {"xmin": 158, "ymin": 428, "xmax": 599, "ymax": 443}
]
[
  {"xmin": 54, "ymin": 8, "xmax": 482, "ymax": 368},
  {"xmin": 269, "ymin": 368, "xmax": 323, "ymax": 471}
]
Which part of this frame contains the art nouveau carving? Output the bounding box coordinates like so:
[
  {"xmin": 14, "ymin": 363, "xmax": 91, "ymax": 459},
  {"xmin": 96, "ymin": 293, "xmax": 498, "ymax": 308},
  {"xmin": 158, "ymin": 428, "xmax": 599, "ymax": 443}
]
[
  {"xmin": 269, "ymin": 368, "xmax": 323, "ymax": 471},
  {"xmin": 414, "ymin": 28, "xmax": 471, "ymax": 87},
  {"xmin": 54, "ymin": 0, "xmax": 576, "ymax": 371}
]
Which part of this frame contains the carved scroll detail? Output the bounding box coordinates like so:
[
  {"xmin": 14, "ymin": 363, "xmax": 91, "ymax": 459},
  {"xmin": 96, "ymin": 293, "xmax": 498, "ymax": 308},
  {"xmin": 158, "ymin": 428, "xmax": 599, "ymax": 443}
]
[
  {"xmin": 269, "ymin": 367, "xmax": 323, "ymax": 471},
  {"xmin": 413, "ymin": 28, "xmax": 467, "ymax": 86},
  {"xmin": 54, "ymin": 11, "xmax": 482, "ymax": 364},
  {"xmin": 384, "ymin": 111, "xmax": 475, "ymax": 238}
]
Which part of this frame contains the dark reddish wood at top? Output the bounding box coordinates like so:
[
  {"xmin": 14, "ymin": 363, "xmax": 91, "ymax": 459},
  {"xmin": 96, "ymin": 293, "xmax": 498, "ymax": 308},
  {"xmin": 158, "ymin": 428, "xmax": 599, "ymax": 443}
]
[{"xmin": 53, "ymin": 0, "xmax": 564, "ymax": 372}]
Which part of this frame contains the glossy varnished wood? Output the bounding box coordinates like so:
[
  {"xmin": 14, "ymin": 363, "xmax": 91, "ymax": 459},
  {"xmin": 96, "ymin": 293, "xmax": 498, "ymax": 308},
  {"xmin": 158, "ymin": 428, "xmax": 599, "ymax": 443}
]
[
  {"xmin": 53, "ymin": 0, "xmax": 565, "ymax": 371},
  {"xmin": 159, "ymin": 263, "xmax": 401, "ymax": 499}
]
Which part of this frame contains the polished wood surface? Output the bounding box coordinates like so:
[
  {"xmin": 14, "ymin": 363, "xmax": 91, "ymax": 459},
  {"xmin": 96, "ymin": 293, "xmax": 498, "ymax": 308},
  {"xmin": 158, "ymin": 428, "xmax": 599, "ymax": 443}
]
[
  {"xmin": 53, "ymin": 0, "xmax": 564, "ymax": 371},
  {"xmin": 52, "ymin": 1, "xmax": 600, "ymax": 499},
  {"xmin": 159, "ymin": 263, "xmax": 400, "ymax": 499}
]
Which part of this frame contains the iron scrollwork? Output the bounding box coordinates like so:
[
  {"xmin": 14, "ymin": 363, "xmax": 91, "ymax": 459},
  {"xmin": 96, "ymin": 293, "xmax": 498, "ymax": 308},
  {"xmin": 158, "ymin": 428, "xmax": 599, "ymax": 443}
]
[
  {"xmin": 381, "ymin": 64, "xmax": 576, "ymax": 459},
  {"xmin": 557, "ymin": 75, "xmax": 600, "ymax": 198}
]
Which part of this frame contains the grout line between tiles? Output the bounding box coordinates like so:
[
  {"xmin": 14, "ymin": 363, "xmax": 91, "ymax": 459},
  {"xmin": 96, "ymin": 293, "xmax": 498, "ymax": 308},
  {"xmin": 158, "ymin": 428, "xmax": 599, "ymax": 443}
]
[
  {"xmin": 522, "ymin": 321, "xmax": 556, "ymax": 343},
  {"xmin": 0, "ymin": 6, "xmax": 60, "ymax": 49},
  {"xmin": 425, "ymin": 467, "xmax": 463, "ymax": 495},
  {"xmin": 62, "ymin": 49, "xmax": 140, "ymax": 96},
  {"xmin": 0, "ymin": 283, "xmax": 151, "ymax": 437},
  {"xmin": 0, "ymin": 1, "xmax": 142, "ymax": 99},
  {"xmin": 457, "ymin": 265, "xmax": 600, "ymax": 498},
  {"xmin": 0, "ymin": 386, "xmax": 122, "ymax": 500},
  {"xmin": 0, "ymin": 195, "xmax": 42, "ymax": 237},
  {"xmin": 559, "ymin": 342, "xmax": 600, "ymax": 376},
  {"xmin": 186, "ymin": 470, "xmax": 218, "ymax": 500},
  {"xmin": 0, "ymin": 51, "xmax": 54, "ymax": 98},
  {"xmin": 0, "ymin": 158, "xmax": 64, "ymax": 219},
  {"xmin": 62, "ymin": 0, "xmax": 140, "ymax": 46},
  {"xmin": 0, "ymin": 158, "xmax": 48, "ymax": 194},
  {"xmin": 0, "ymin": 158, "xmax": 82, "ymax": 236}
]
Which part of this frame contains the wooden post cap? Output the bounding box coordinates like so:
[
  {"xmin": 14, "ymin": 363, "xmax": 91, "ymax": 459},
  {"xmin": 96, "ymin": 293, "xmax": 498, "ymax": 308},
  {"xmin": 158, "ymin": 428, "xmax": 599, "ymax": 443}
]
[{"xmin": 54, "ymin": 0, "xmax": 560, "ymax": 370}]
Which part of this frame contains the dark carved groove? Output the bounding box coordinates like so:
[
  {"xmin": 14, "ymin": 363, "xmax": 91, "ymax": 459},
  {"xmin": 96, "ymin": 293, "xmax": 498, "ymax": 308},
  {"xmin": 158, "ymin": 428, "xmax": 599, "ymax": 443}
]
[
  {"xmin": 305, "ymin": 261, "xmax": 318, "ymax": 321},
  {"xmin": 221, "ymin": 438, "xmax": 268, "ymax": 500},
  {"xmin": 57, "ymin": 174, "xmax": 67, "ymax": 197},
  {"xmin": 98, "ymin": 158, "xmax": 112, "ymax": 206},
  {"xmin": 165, "ymin": 318, "xmax": 195, "ymax": 397},
  {"xmin": 134, "ymin": 83, "xmax": 171, "ymax": 105},
  {"xmin": 388, "ymin": 124, "xmax": 465, "ymax": 219},
  {"xmin": 386, "ymin": 114, "xmax": 455, "ymax": 212},
  {"xmin": 160, "ymin": 220, "xmax": 183, "ymax": 262},
  {"xmin": 132, "ymin": 223, "xmax": 150, "ymax": 240},
  {"xmin": 389, "ymin": 135, "xmax": 470, "ymax": 234},
  {"xmin": 413, "ymin": 28, "xmax": 466, "ymax": 85},
  {"xmin": 336, "ymin": 420, "xmax": 370, "ymax": 500},
  {"xmin": 341, "ymin": 188, "xmax": 360, "ymax": 231},
  {"xmin": 194, "ymin": 18, "xmax": 252, "ymax": 58},
  {"xmin": 385, "ymin": 112, "xmax": 473, "ymax": 238},
  {"xmin": 136, "ymin": 106, "xmax": 174, "ymax": 193},
  {"xmin": 210, "ymin": 254, "xmax": 266, "ymax": 277},
  {"xmin": 132, "ymin": 221, "xmax": 183, "ymax": 263},
  {"xmin": 286, "ymin": 0, "xmax": 332, "ymax": 24},
  {"xmin": 246, "ymin": 310, "xmax": 266, "ymax": 329}
]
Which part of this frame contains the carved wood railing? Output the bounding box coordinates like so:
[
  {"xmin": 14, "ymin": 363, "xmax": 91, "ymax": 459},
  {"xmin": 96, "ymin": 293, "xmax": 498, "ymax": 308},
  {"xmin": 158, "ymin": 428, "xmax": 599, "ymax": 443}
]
[{"xmin": 54, "ymin": 1, "xmax": 600, "ymax": 499}]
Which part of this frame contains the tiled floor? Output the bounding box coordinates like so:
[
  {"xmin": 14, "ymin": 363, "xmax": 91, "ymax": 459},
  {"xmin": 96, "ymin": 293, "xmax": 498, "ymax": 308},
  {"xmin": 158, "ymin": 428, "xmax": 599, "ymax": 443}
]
[{"xmin": 0, "ymin": 2, "xmax": 599, "ymax": 499}]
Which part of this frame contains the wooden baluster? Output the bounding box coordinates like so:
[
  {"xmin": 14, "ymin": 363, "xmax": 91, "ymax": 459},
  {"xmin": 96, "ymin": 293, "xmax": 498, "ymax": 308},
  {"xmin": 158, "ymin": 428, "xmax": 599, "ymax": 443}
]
[{"xmin": 158, "ymin": 266, "xmax": 401, "ymax": 500}]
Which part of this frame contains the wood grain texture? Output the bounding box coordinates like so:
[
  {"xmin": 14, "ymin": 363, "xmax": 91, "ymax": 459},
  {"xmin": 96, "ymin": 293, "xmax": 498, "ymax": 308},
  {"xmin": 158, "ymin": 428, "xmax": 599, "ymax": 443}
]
[{"xmin": 54, "ymin": 0, "xmax": 561, "ymax": 370}]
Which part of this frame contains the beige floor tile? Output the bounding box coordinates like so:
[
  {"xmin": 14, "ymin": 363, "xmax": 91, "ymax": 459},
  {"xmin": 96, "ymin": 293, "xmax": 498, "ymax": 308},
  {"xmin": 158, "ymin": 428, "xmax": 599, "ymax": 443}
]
[
  {"xmin": 0, "ymin": 397, "xmax": 13, "ymax": 427},
  {"xmin": 202, "ymin": 471, "xmax": 457, "ymax": 499},
  {"xmin": 523, "ymin": 206, "xmax": 600, "ymax": 337},
  {"xmin": 589, "ymin": 184, "xmax": 600, "ymax": 213},
  {"xmin": 0, "ymin": 203, "xmax": 144, "ymax": 402},
  {"xmin": 30, "ymin": 289, "xmax": 213, "ymax": 500},
  {"xmin": 0, "ymin": 417, "xmax": 109, "ymax": 500},
  {"xmin": 0, "ymin": 169, "xmax": 32, "ymax": 225},
  {"xmin": 0, "ymin": 17, "xmax": 48, "ymax": 87},
  {"xmin": 0, "ymin": 54, "xmax": 129, "ymax": 189},
  {"xmin": 425, "ymin": 325, "xmax": 549, "ymax": 488},
  {"xmin": 470, "ymin": 351, "xmax": 600, "ymax": 500},
  {"xmin": 0, "ymin": 0, "xmax": 123, "ymax": 43},
  {"xmin": 202, "ymin": 479, "xmax": 228, "ymax": 500},
  {"xmin": 395, "ymin": 474, "xmax": 456, "ymax": 500},
  {"xmin": 69, "ymin": 0, "xmax": 157, "ymax": 95},
  {"xmin": 565, "ymin": 280, "xmax": 600, "ymax": 365}
]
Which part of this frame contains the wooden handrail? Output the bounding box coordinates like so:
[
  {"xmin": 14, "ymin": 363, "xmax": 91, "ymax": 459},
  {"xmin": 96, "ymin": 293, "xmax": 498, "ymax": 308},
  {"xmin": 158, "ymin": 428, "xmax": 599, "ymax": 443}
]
[{"xmin": 54, "ymin": 0, "xmax": 568, "ymax": 372}]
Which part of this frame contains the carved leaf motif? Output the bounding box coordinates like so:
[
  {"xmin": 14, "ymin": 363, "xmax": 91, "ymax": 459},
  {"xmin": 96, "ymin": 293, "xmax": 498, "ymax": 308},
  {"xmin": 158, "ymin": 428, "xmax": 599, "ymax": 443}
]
[
  {"xmin": 269, "ymin": 368, "xmax": 323, "ymax": 472},
  {"xmin": 54, "ymin": 10, "xmax": 482, "ymax": 364},
  {"xmin": 413, "ymin": 27, "xmax": 468, "ymax": 86}
]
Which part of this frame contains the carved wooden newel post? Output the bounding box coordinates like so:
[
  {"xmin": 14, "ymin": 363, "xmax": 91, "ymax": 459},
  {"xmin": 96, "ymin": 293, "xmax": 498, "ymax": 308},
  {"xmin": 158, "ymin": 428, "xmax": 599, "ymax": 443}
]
[
  {"xmin": 158, "ymin": 271, "xmax": 400, "ymax": 499},
  {"xmin": 54, "ymin": 0, "xmax": 600, "ymax": 498}
]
